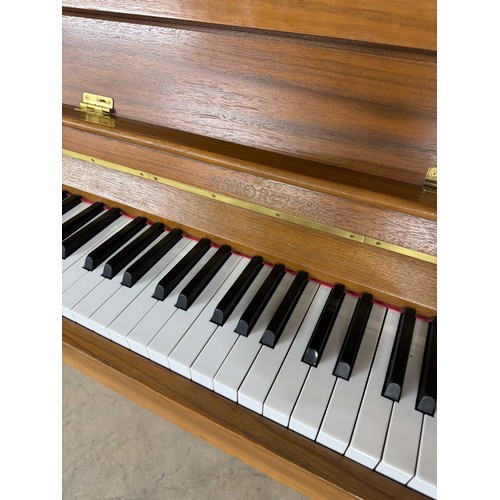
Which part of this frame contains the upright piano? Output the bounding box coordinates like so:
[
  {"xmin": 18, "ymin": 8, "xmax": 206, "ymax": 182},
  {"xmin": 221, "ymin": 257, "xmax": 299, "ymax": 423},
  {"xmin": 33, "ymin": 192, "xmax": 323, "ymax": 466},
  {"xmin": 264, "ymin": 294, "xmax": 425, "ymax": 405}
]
[{"xmin": 62, "ymin": 1, "xmax": 437, "ymax": 498}]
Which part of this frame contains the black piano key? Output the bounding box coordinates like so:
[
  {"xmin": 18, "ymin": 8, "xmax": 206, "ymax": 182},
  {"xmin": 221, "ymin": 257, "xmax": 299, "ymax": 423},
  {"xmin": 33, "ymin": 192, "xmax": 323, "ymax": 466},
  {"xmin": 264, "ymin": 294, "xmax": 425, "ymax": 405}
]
[
  {"xmin": 62, "ymin": 202, "xmax": 104, "ymax": 239},
  {"xmin": 382, "ymin": 307, "xmax": 416, "ymax": 402},
  {"xmin": 102, "ymin": 222, "xmax": 165, "ymax": 279},
  {"xmin": 62, "ymin": 207, "xmax": 122, "ymax": 259},
  {"xmin": 260, "ymin": 271, "xmax": 309, "ymax": 348},
  {"xmin": 302, "ymin": 284, "xmax": 345, "ymax": 367},
  {"xmin": 62, "ymin": 193, "xmax": 81, "ymax": 214},
  {"xmin": 234, "ymin": 264, "xmax": 285, "ymax": 337},
  {"xmin": 63, "ymin": 190, "xmax": 69, "ymax": 199},
  {"xmin": 176, "ymin": 245, "xmax": 232, "ymax": 310},
  {"xmin": 84, "ymin": 217, "xmax": 147, "ymax": 271},
  {"xmin": 416, "ymin": 317, "xmax": 437, "ymax": 416},
  {"xmin": 122, "ymin": 228, "xmax": 183, "ymax": 288},
  {"xmin": 333, "ymin": 292, "xmax": 373, "ymax": 380},
  {"xmin": 153, "ymin": 238, "xmax": 211, "ymax": 300},
  {"xmin": 210, "ymin": 255, "xmax": 264, "ymax": 326}
]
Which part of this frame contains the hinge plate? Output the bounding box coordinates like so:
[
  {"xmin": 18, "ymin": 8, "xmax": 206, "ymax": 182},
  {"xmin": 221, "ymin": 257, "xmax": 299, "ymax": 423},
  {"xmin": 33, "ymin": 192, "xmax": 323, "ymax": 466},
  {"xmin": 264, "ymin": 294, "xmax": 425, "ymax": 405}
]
[
  {"xmin": 78, "ymin": 93, "xmax": 114, "ymax": 114},
  {"xmin": 75, "ymin": 93, "xmax": 115, "ymax": 127},
  {"xmin": 423, "ymin": 167, "xmax": 437, "ymax": 194}
]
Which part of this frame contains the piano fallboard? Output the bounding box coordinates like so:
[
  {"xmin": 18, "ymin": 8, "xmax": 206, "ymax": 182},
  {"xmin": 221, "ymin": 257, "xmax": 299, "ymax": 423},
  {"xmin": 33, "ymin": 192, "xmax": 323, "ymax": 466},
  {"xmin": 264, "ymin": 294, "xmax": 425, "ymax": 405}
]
[{"xmin": 62, "ymin": 128, "xmax": 437, "ymax": 318}]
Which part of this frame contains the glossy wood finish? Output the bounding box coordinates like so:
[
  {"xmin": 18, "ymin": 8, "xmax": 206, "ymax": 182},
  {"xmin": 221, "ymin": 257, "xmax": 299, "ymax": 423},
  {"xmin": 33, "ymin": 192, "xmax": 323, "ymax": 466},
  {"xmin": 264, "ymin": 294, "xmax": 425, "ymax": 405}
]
[
  {"xmin": 62, "ymin": 14, "xmax": 436, "ymax": 186},
  {"xmin": 63, "ymin": 106, "xmax": 437, "ymax": 221},
  {"xmin": 63, "ymin": 318, "xmax": 427, "ymax": 499},
  {"xmin": 62, "ymin": 118, "xmax": 437, "ymax": 256},
  {"xmin": 62, "ymin": 154, "xmax": 436, "ymax": 316},
  {"xmin": 62, "ymin": 0, "xmax": 436, "ymax": 51},
  {"xmin": 62, "ymin": 3, "xmax": 436, "ymax": 496}
]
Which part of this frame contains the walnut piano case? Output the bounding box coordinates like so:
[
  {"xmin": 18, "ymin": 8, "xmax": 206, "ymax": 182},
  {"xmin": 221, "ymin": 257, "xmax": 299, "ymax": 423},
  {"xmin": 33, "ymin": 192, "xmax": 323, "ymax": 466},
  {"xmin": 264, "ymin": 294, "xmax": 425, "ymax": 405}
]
[{"xmin": 62, "ymin": 1, "xmax": 436, "ymax": 498}]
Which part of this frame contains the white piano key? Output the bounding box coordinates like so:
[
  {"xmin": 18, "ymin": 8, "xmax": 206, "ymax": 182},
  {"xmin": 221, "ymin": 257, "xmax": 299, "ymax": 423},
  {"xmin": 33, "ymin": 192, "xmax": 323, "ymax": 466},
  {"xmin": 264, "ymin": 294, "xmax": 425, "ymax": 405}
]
[
  {"xmin": 62, "ymin": 215, "xmax": 129, "ymax": 280},
  {"xmin": 213, "ymin": 271, "xmax": 294, "ymax": 402},
  {"xmin": 345, "ymin": 308, "xmax": 400, "ymax": 468},
  {"xmin": 190, "ymin": 264, "xmax": 272, "ymax": 390},
  {"xmin": 106, "ymin": 239, "xmax": 195, "ymax": 347},
  {"xmin": 70, "ymin": 225, "xmax": 162, "ymax": 332},
  {"xmin": 316, "ymin": 303, "xmax": 386, "ymax": 453},
  {"xmin": 63, "ymin": 223, "xmax": 145, "ymax": 320},
  {"xmin": 166, "ymin": 255, "xmax": 247, "ymax": 378},
  {"xmin": 237, "ymin": 281, "xmax": 319, "ymax": 414},
  {"xmin": 148, "ymin": 253, "xmax": 242, "ymax": 368},
  {"xmin": 263, "ymin": 284, "xmax": 331, "ymax": 426},
  {"xmin": 288, "ymin": 293, "xmax": 358, "ymax": 440},
  {"xmin": 62, "ymin": 263, "xmax": 106, "ymax": 321},
  {"xmin": 126, "ymin": 246, "xmax": 216, "ymax": 357},
  {"xmin": 408, "ymin": 413, "xmax": 437, "ymax": 499},
  {"xmin": 88, "ymin": 235, "xmax": 190, "ymax": 337},
  {"xmin": 376, "ymin": 318, "xmax": 427, "ymax": 484}
]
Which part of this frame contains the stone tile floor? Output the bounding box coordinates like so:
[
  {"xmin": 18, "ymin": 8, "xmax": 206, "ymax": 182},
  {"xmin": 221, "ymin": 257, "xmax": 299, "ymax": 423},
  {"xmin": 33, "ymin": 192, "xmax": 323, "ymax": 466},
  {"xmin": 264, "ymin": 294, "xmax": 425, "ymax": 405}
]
[{"xmin": 62, "ymin": 364, "xmax": 307, "ymax": 500}]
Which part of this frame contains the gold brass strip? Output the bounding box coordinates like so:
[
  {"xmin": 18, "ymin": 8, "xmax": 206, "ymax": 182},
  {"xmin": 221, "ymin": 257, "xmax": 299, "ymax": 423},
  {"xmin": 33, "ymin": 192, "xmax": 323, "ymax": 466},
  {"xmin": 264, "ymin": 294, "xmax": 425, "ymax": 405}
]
[
  {"xmin": 364, "ymin": 238, "xmax": 436, "ymax": 264},
  {"xmin": 62, "ymin": 149, "xmax": 437, "ymax": 265}
]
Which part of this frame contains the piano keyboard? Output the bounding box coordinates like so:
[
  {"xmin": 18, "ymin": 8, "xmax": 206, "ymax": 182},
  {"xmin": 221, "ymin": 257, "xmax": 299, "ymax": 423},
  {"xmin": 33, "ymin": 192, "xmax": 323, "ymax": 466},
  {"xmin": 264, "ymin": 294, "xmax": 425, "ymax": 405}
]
[{"xmin": 62, "ymin": 194, "xmax": 437, "ymax": 499}]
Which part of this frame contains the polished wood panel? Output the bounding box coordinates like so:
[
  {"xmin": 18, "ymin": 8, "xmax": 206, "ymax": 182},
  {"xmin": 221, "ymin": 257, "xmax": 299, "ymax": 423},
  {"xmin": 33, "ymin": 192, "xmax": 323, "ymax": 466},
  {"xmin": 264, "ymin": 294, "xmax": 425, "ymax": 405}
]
[
  {"xmin": 62, "ymin": 155, "xmax": 437, "ymax": 316},
  {"xmin": 62, "ymin": 0, "xmax": 436, "ymax": 51},
  {"xmin": 63, "ymin": 318, "xmax": 427, "ymax": 499},
  {"xmin": 62, "ymin": 14, "xmax": 436, "ymax": 186},
  {"xmin": 63, "ymin": 106, "xmax": 437, "ymax": 220},
  {"xmin": 62, "ymin": 117, "xmax": 437, "ymax": 256}
]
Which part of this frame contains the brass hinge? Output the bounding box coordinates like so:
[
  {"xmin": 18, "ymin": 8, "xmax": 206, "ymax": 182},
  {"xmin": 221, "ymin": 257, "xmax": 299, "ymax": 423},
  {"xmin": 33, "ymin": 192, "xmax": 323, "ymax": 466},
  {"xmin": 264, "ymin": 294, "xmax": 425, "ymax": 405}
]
[
  {"xmin": 423, "ymin": 167, "xmax": 437, "ymax": 194},
  {"xmin": 75, "ymin": 92, "xmax": 115, "ymax": 127}
]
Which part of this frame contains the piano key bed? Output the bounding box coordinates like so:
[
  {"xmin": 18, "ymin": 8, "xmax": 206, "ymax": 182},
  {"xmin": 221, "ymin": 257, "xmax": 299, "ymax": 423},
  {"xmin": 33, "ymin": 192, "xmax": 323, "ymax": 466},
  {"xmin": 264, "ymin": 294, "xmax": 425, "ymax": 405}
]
[{"xmin": 62, "ymin": 194, "xmax": 437, "ymax": 499}]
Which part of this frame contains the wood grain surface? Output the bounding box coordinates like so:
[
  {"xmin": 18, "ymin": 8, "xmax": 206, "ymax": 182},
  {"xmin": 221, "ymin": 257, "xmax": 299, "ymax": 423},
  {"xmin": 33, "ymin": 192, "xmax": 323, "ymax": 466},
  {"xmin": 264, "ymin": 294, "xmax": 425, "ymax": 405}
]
[
  {"xmin": 63, "ymin": 106, "xmax": 437, "ymax": 220},
  {"xmin": 62, "ymin": 120, "xmax": 437, "ymax": 257},
  {"xmin": 62, "ymin": 0, "xmax": 436, "ymax": 51},
  {"xmin": 62, "ymin": 155, "xmax": 437, "ymax": 316},
  {"xmin": 62, "ymin": 14, "xmax": 436, "ymax": 186},
  {"xmin": 63, "ymin": 318, "xmax": 428, "ymax": 499}
]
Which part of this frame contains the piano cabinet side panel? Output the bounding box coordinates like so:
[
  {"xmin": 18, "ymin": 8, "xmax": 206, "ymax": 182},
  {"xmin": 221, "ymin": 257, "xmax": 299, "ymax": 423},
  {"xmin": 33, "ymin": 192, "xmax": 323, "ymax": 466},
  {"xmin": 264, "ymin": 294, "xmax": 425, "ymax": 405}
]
[
  {"xmin": 62, "ymin": 155, "xmax": 436, "ymax": 316},
  {"xmin": 62, "ymin": 318, "xmax": 427, "ymax": 500}
]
